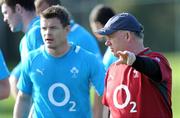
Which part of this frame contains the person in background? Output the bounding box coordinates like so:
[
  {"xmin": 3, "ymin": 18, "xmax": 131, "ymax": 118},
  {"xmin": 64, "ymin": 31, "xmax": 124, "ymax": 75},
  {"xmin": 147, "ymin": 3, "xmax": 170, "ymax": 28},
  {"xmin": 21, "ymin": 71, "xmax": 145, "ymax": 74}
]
[
  {"xmin": 13, "ymin": 5, "xmax": 105, "ymax": 118},
  {"xmin": 96, "ymin": 12, "xmax": 172, "ymax": 118},
  {"xmin": 0, "ymin": 0, "xmax": 43, "ymax": 99},
  {"xmin": 89, "ymin": 4, "xmax": 117, "ymax": 70},
  {"xmin": 34, "ymin": 0, "xmax": 103, "ymax": 117},
  {"xmin": 89, "ymin": 4, "xmax": 118, "ymax": 118},
  {"xmin": 0, "ymin": 50, "xmax": 10, "ymax": 100}
]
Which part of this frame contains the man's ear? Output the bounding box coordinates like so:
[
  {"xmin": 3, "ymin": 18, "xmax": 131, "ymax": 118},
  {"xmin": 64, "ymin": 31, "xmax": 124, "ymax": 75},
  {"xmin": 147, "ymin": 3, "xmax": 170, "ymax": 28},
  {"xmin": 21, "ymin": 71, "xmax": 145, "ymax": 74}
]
[
  {"xmin": 15, "ymin": 4, "xmax": 22, "ymax": 14},
  {"xmin": 125, "ymin": 31, "xmax": 132, "ymax": 41},
  {"xmin": 65, "ymin": 25, "xmax": 71, "ymax": 32}
]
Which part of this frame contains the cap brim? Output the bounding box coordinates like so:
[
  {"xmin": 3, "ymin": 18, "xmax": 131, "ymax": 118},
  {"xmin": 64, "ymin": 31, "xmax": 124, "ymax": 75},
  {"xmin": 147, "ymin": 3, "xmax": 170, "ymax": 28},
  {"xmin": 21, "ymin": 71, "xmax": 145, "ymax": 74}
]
[{"xmin": 96, "ymin": 28, "xmax": 116, "ymax": 35}]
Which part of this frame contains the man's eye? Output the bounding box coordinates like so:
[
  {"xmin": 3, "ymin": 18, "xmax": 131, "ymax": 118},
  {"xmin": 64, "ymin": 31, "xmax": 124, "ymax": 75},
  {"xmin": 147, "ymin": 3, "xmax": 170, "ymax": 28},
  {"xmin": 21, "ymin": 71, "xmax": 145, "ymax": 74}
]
[
  {"xmin": 41, "ymin": 27, "xmax": 46, "ymax": 30},
  {"xmin": 50, "ymin": 27, "xmax": 57, "ymax": 30}
]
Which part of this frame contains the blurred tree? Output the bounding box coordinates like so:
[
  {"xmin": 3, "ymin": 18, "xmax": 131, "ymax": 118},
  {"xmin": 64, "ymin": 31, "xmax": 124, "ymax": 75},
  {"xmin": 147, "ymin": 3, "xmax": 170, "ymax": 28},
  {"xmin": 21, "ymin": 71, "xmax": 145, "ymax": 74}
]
[{"xmin": 174, "ymin": 0, "xmax": 180, "ymax": 52}]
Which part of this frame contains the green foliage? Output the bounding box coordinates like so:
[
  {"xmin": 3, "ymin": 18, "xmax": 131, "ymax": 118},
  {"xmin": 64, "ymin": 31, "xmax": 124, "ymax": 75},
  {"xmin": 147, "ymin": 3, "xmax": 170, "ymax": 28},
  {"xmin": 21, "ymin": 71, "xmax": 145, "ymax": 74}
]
[{"xmin": 0, "ymin": 53, "xmax": 179, "ymax": 117}]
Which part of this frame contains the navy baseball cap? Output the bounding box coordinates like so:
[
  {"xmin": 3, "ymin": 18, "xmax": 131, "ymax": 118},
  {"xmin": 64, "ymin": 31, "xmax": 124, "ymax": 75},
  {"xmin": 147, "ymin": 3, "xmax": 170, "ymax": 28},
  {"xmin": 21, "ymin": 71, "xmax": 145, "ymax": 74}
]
[{"xmin": 96, "ymin": 12, "xmax": 143, "ymax": 35}]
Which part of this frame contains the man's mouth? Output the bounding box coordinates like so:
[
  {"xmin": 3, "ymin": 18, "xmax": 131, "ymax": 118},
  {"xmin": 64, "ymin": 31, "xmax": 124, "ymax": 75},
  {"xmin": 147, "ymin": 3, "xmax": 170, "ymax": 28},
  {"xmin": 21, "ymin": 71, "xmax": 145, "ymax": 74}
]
[
  {"xmin": 45, "ymin": 38, "xmax": 53, "ymax": 43},
  {"xmin": 45, "ymin": 38, "xmax": 53, "ymax": 41}
]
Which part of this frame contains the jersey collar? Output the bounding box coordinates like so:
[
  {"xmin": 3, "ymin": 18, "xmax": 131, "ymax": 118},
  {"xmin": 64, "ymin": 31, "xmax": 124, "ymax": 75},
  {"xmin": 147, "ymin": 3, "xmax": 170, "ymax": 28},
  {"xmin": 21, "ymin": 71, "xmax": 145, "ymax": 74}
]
[{"xmin": 137, "ymin": 47, "xmax": 152, "ymax": 56}]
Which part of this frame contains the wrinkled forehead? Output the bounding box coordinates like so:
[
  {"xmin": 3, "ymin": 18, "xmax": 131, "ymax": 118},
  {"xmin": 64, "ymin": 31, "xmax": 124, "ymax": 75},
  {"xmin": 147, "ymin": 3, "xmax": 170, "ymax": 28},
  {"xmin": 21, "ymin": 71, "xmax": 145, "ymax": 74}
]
[{"xmin": 106, "ymin": 30, "xmax": 127, "ymax": 38}]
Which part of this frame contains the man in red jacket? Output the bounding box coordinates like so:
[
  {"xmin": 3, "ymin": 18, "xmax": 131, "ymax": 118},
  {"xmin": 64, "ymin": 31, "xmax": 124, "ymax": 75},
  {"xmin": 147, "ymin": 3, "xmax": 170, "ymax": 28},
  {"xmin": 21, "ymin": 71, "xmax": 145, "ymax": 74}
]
[{"xmin": 97, "ymin": 12, "xmax": 172, "ymax": 118}]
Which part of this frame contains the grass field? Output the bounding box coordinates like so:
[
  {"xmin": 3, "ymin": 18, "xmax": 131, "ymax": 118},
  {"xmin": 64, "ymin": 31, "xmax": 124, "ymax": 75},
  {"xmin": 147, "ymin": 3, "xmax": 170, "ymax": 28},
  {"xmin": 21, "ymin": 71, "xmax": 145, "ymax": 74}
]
[
  {"xmin": 165, "ymin": 53, "xmax": 180, "ymax": 118},
  {"xmin": 0, "ymin": 53, "xmax": 179, "ymax": 117}
]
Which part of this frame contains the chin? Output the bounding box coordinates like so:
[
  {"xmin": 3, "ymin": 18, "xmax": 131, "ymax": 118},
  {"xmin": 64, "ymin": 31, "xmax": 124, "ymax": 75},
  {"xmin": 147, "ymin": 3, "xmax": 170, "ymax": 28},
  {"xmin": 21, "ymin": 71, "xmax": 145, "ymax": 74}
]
[
  {"xmin": 46, "ymin": 45, "xmax": 55, "ymax": 49},
  {"xmin": 11, "ymin": 28, "xmax": 16, "ymax": 32},
  {"xmin": 11, "ymin": 28, "xmax": 19, "ymax": 32},
  {"xmin": 46, "ymin": 45, "xmax": 53, "ymax": 49}
]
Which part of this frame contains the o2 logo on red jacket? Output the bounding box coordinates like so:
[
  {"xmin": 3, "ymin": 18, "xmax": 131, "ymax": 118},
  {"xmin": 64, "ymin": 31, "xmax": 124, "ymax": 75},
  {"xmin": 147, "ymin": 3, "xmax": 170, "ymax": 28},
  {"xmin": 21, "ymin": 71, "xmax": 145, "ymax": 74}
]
[{"xmin": 113, "ymin": 84, "xmax": 137, "ymax": 113}]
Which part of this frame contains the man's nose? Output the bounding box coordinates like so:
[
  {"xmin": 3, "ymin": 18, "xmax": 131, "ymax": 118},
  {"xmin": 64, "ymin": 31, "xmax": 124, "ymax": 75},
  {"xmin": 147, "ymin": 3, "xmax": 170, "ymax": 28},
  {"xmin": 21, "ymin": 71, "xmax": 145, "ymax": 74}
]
[
  {"xmin": 45, "ymin": 28, "xmax": 52, "ymax": 35},
  {"xmin": 3, "ymin": 16, "xmax": 7, "ymax": 22}
]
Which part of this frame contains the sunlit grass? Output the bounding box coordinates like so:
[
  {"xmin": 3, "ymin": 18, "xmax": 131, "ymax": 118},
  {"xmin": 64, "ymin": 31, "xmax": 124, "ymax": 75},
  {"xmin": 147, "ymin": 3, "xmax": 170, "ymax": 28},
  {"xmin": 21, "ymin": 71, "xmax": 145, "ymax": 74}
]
[
  {"xmin": 165, "ymin": 52, "xmax": 180, "ymax": 118},
  {"xmin": 0, "ymin": 96, "xmax": 14, "ymax": 118}
]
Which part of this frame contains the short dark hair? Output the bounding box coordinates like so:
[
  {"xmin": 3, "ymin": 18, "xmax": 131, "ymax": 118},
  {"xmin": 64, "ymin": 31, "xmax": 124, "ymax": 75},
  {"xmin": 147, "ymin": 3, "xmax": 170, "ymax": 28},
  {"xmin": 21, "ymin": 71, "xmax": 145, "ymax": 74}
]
[
  {"xmin": 0, "ymin": 0, "xmax": 35, "ymax": 11},
  {"xmin": 44, "ymin": 0, "xmax": 61, "ymax": 6},
  {"xmin": 35, "ymin": 0, "xmax": 61, "ymax": 6},
  {"xmin": 89, "ymin": 4, "xmax": 115, "ymax": 26},
  {"xmin": 40, "ymin": 5, "xmax": 70, "ymax": 28}
]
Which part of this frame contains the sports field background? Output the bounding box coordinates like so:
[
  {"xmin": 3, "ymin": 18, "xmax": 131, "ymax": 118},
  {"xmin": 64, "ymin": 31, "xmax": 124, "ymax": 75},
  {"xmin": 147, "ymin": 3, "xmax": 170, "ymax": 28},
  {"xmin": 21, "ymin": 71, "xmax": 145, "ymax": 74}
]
[{"xmin": 0, "ymin": 53, "xmax": 179, "ymax": 118}]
